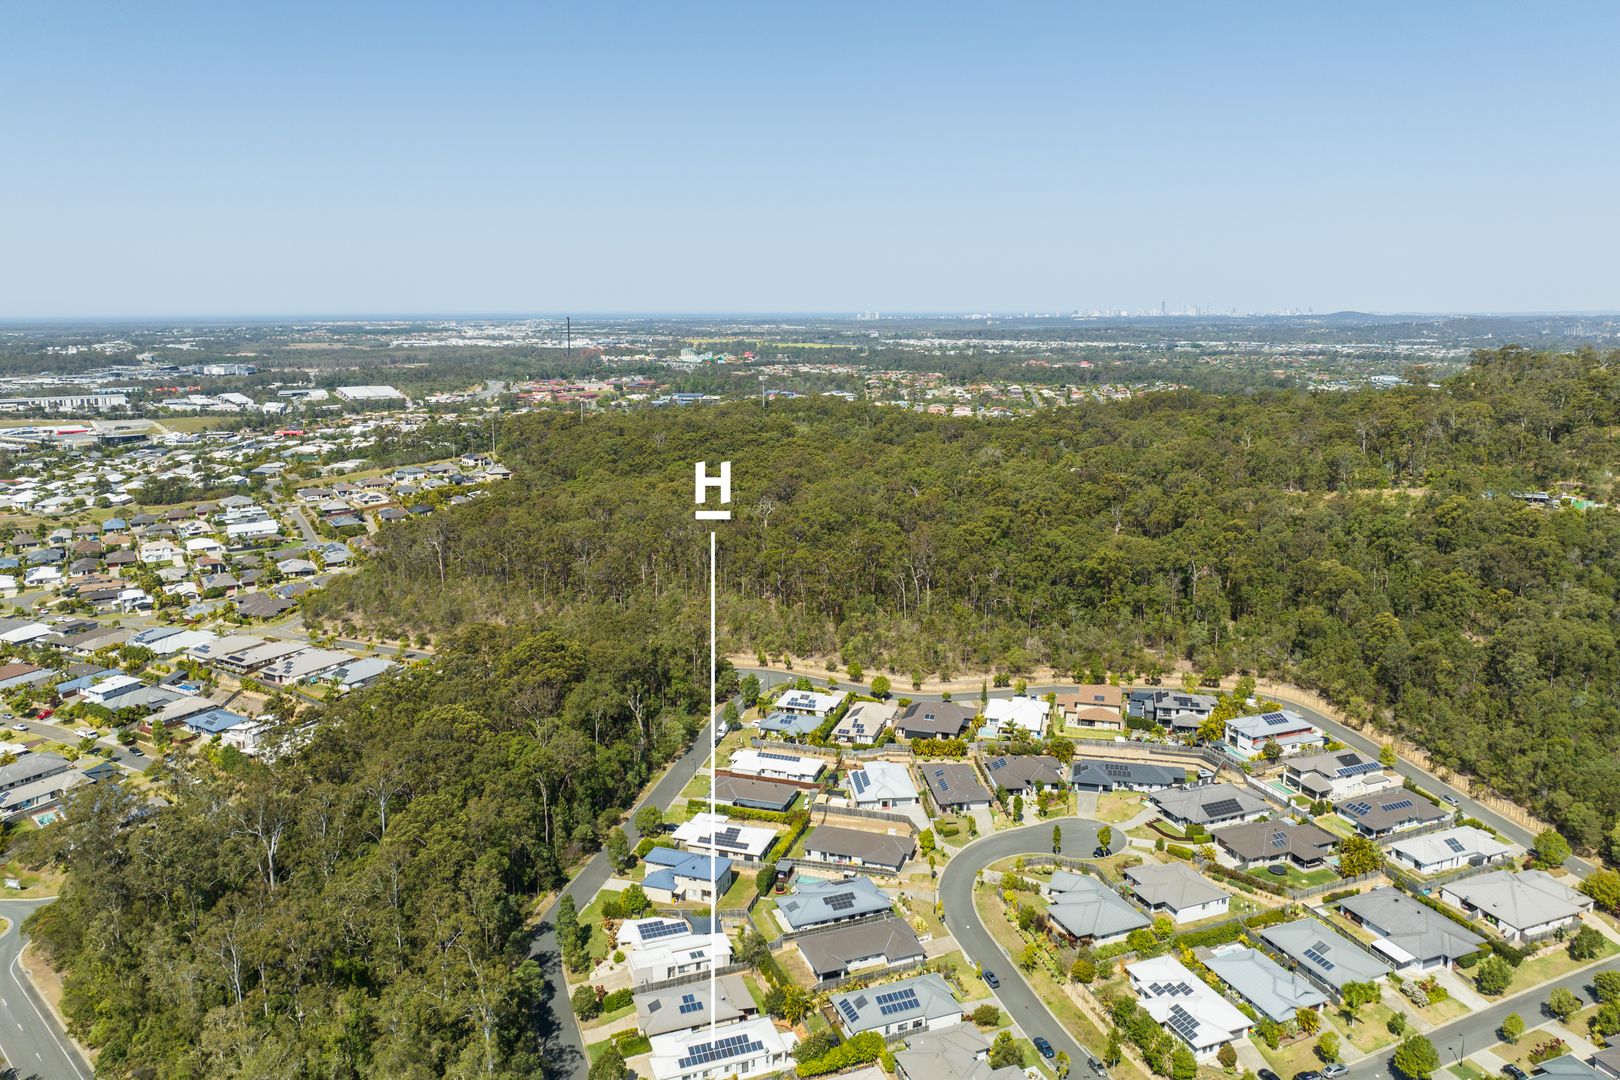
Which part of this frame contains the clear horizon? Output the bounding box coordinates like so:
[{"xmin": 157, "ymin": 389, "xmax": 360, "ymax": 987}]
[{"xmin": 5, "ymin": 2, "xmax": 1617, "ymax": 318}]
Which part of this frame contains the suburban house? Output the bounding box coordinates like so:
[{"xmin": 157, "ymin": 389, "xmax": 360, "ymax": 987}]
[
  {"xmin": 895, "ymin": 1024, "xmax": 1024, "ymax": 1080},
  {"xmin": 921, "ymin": 763, "xmax": 993, "ymax": 813},
  {"xmin": 1069, "ymin": 758, "xmax": 1185, "ymax": 793},
  {"xmin": 1056, "ymin": 684, "xmax": 1124, "ymax": 731},
  {"xmin": 646, "ymin": 1013, "xmax": 793, "ymax": 1080},
  {"xmin": 829, "ymin": 972, "xmax": 961, "ymax": 1037},
  {"xmin": 1124, "ymin": 862, "xmax": 1231, "ymax": 924},
  {"xmin": 831, "ymin": 701, "xmax": 897, "ymax": 744},
  {"xmin": 640, "ymin": 847, "xmax": 734, "ymax": 904},
  {"xmin": 1224, "ymin": 710, "xmax": 1323, "ymax": 760},
  {"xmin": 618, "ymin": 916, "xmax": 696, "ymax": 949},
  {"xmin": 756, "ymin": 710, "xmax": 822, "ymax": 739},
  {"xmin": 1214, "ymin": 819, "xmax": 1338, "ymax": 870},
  {"xmin": 1042, "ymin": 870, "xmax": 1150, "ymax": 944},
  {"xmin": 1128, "ymin": 689, "xmax": 1217, "ymax": 726},
  {"xmin": 714, "ymin": 774, "xmax": 801, "ymax": 814},
  {"xmin": 980, "ymin": 696, "xmax": 1050, "ymax": 738},
  {"xmin": 1203, "ymin": 944, "xmax": 1327, "ymax": 1023},
  {"xmin": 894, "ymin": 701, "xmax": 975, "ymax": 740},
  {"xmin": 1127, "ymin": 954, "xmax": 1252, "ymax": 1060},
  {"xmin": 847, "ymin": 760, "xmax": 920, "ymax": 809},
  {"xmin": 211, "ymin": 638, "xmax": 308, "ymax": 676},
  {"xmin": 257, "ymin": 646, "xmax": 353, "ymax": 687},
  {"xmin": 728, "ymin": 749, "xmax": 824, "ymax": 784},
  {"xmin": 1388, "ymin": 826, "xmax": 1513, "ymax": 875},
  {"xmin": 776, "ymin": 875, "xmax": 893, "ymax": 931},
  {"xmin": 1259, "ymin": 918, "xmax": 1391, "ymax": 995},
  {"xmin": 0, "ymin": 662, "xmax": 52, "ymax": 692},
  {"xmin": 774, "ymin": 689, "xmax": 846, "ymax": 718},
  {"xmin": 795, "ymin": 916, "xmax": 925, "ymax": 981},
  {"xmin": 628, "ymin": 930, "xmax": 735, "ymax": 987},
  {"xmin": 635, "ymin": 973, "xmax": 757, "ymax": 1039},
  {"xmin": 1281, "ymin": 749, "xmax": 1399, "ymax": 802},
  {"xmin": 322, "ymin": 657, "xmax": 396, "ymax": 693},
  {"xmin": 1149, "ymin": 783, "xmax": 1269, "ymax": 830},
  {"xmin": 0, "ymin": 751, "xmax": 79, "ymax": 821},
  {"xmin": 1440, "ymin": 870, "xmax": 1592, "ymax": 942},
  {"xmin": 982, "ymin": 754, "xmax": 1067, "ymax": 796},
  {"xmin": 803, "ymin": 824, "xmax": 914, "ymax": 874},
  {"xmin": 1336, "ymin": 792, "xmax": 1451, "ymax": 837},
  {"xmin": 1337, "ymin": 887, "xmax": 1486, "ymax": 970},
  {"xmin": 671, "ymin": 813, "xmax": 777, "ymax": 864}
]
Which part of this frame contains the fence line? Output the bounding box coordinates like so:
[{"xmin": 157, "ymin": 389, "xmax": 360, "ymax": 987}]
[{"xmin": 633, "ymin": 961, "xmax": 752, "ymax": 995}]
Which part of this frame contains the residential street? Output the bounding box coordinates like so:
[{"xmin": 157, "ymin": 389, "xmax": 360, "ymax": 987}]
[{"xmin": 0, "ymin": 898, "xmax": 91, "ymax": 1080}]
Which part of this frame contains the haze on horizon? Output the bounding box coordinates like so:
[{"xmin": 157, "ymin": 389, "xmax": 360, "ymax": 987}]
[{"xmin": 4, "ymin": 2, "xmax": 1616, "ymax": 319}]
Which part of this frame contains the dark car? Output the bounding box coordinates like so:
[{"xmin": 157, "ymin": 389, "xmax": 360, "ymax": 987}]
[
  {"xmin": 982, "ymin": 970, "xmax": 1000, "ymax": 988},
  {"xmin": 1033, "ymin": 1037, "xmax": 1055, "ymax": 1060},
  {"xmin": 1093, "ymin": 846, "xmax": 1109, "ymax": 857},
  {"xmin": 1295, "ymin": 1071, "xmax": 1323, "ymax": 1080},
  {"xmin": 1505, "ymin": 1067, "xmax": 1529, "ymax": 1080},
  {"xmin": 1259, "ymin": 1070, "xmax": 1284, "ymax": 1080}
]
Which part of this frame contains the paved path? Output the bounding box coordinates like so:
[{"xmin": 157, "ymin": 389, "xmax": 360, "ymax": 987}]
[
  {"xmin": 0, "ymin": 898, "xmax": 91, "ymax": 1080},
  {"xmin": 937, "ymin": 817, "xmax": 1122, "ymax": 1069}
]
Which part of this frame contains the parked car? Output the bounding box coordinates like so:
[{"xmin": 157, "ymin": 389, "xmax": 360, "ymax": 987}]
[
  {"xmin": 1087, "ymin": 1054, "xmax": 1106, "ymax": 1077},
  {"xmin": 1443, "ymin": 793, "xmax": 1461, "ymax": 806},
  {"xmin": 1259, "ymin": 1070, "xmax": 1283, "ymax": 1080},
  {"xmin": 1092, "ymin": 846, "xmax": 1109, "ymax": 857},
  {"xmin": 10, "ymin": 723, "xmax": 27, "ymax": 732},
  {"xmin": 1033, "ymin": 1037, "xmax": 1055, "ymax": 1060},
  {"xmin": 34, "ymin": 707, "xmax": 54, "ymax": 719},
  {"xmin": 982, "ymin": 970, "xmax": 999, "ymax": 989},
  {"xmin": 1323, "ymin": 1065, "xmax": 1348, "ymax": 1079},
  {"xmin": 1505, "ymin": 1066, "xmax": 1529, "ymax": 1080},
  {"xmin": 1295, "ymin": 1071, "xmax": 1323, "ymax": 1080}
]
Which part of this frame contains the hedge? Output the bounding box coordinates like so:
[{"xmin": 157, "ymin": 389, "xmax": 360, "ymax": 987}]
[
  {"xmin": 601, "ymin": 988, "xmax": 634, "ymax": 1012},
  {"xmin": 613, "ymin": 1032, "xmax": 652, "ymax": 1057},
  {"xmin": 797, "ymin": 1032, "xmax": 884, "ymax": 1077}
]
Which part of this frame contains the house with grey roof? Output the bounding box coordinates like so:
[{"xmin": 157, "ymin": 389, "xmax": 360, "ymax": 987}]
[
  {"xmin": 776, "ymin": 875, "xmax": 893, "ymax": 931},
  {"xmin": 756, "ymin": 710, "xmax": 821, "ymax": 739},
  {"xmin": 982, "ymin": 754, "xmax": 1067, "ymax": 795},
  {"xmin": 803, "ymin": 825, "xmax": 914, "ymax": 874},
  {"xmin": 1202, "ymin": 944, "xmax": 1327, "ymax": 1022},
  {"xmin": 895, "ymin": 1025, "xmax": 1025, "ymax": 1080},
  {"xmin": 895, "ymin": 701, "xmax": 975, "ymax": 740},
  {"xmin": 1388, "ymin": 826, "xmax": 1513, "ymax": 875},
  {"xmin": 634, "ymin": 972, "xmax": 756, "ymax": 1038},
  {"xmin": 1337, "ymin": 887, "xmax": 1485, "ymax": 970},
  {"xmin": 1440, "ymin": 870, "xmax": 1592, "ymax": 942},
  {"xmin": 847, "ymin": 760, "xmax": 919, "ymax": 809},
  {"xmin": 1214, "ymin": 819, "xmax": 1337, "ymax": 870},
  {"xmin": 1129, "ymin": 689, "xmax": 1218, "ymax": 726},
  {"xmin": 828, "ymin": 972, "xmax": 961, "ymax": 1037},
  {"xmin": 795, "ymin": 915, "xmax": 925, "ymax": 980},
  {"xmin": 831, "ymin": 701, "xmax": 897, "ymax": 745},
  {"xmin": 1224, "ymin": 709, "xmax": 1323, "ymax": 760},
  {"xmin": 1124, "ymin": 862, "xmax": 1230, "ymax": 924},
  {"xmin": 1150, "ymin": 783, "xmax": 1269, "ymax": 829},
  {"xmin": 1069, "ymin": 757, "xmax": 1185, "ymax": 793},
  {"xmin": 1042, "ymin": 871, "xmax": 1151, "ymax": 944},
  {"xmin": 1336, "ymin": 791, "xmax": 1451, "ymax": 837},
  {"xmin": 1258, "ymin": 918, "xmax": 1390, "ymax": 995},
  {"xmin": 921, "ymin": 762, "xmax": 992, "ymax": 812},
  {"xmin": 714, "ymin": 774, "xmax": 801, "ymax": 813},
  {"xmin": 1537, "ymin": 1058, "xmax": 1603, "ymax": 1080},
  {"xmin": 1279, "ymin": 749, "xmax": 1397, "ymax": 803}
]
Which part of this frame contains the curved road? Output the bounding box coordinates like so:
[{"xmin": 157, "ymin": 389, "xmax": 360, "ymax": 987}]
[
  {"xmin": 0, "ymin": 898, "xmax": 92, "ymax": 1080},
  {"xmin": 938, "ymin": 817, "xmax": 1123, "ymax": 1070}
]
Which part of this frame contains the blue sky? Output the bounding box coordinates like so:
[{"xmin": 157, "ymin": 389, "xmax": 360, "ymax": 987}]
[{"xmin": 3, "ymin": 3, "xmax": 1616, "ymax": 317}]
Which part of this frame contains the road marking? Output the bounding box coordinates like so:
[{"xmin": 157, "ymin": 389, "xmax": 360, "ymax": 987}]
[{"xmin": 12, "ymin": 950, "xmax": 91, "ymax": 1080}]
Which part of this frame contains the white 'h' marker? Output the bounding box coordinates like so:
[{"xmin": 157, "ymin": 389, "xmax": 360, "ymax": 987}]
[{"xmin": 695, "ymin": 460, "xmax": 732, "ymax": 520}]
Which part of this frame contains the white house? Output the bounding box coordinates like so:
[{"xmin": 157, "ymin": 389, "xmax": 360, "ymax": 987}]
[
  {"xmin": 1124, "ymin": 862, "xmax": 1230, "ymax": 924},
  {"xmin": 1281, "ymin": 749, "xmax": 1400, "ymax": 803},
  {"xmin": 1389, "ymin": 826, "xmax": 1514, "ymax": 875},
  {"xmin": 672, "ymin": 813, "xmax": 777, "ymax": 864},
  {"xmin": 1440, "ymin": 870, "xmax": 1592, "ymax": 943},
  {"xmin": 1127, "ymin": 955, "xmax": 1252, "ymax": 1060},
  {"xmin": 981, "ymin": 696, "xmax": 1050, "ymax": 738},
  {"xmin": 628, "ymin": 932, "xmax": 735, "ymax": 987},
  {"xmin": 1224, "ymin": 710, "xmax": 1322, "ymax": 760},
  {"xmin": 847, "ymin": 759, "xmax": 920, "ymax": 809},
  {"xmin": 647, "ymin": 1016, "xmax": 795, "ymax": 1080},
  {"xmin": 728, "ymin": 748, "xmax": 824, "ymax": 784},
  {"xmin": 773, "ymin": 689, "xmax": 846, "ymax": 718}
]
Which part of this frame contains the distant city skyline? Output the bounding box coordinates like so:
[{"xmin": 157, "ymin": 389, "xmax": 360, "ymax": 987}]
[{"xmin": 3, "ymin": 2, "xmax": 1616, "ymax": 318}]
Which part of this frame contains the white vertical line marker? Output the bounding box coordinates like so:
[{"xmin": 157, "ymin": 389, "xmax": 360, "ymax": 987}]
[{"xmin": 708, "ymin": 527, "xmax": 717, "ymax": 1048}]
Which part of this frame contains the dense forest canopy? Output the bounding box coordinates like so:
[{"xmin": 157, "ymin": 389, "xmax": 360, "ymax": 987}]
[
  {"xmin": 23, "ymin": 615, "xmax": 712, "ymax": 1079},
  {"xmin": 310, "ymin": 347, "xmax": 1620, "ymax": 849}
]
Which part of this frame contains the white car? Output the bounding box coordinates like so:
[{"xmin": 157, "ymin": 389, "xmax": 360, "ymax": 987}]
[
  {"xmin": 74, "ymin": 728, "xmax": 100, "ymax": 740},
  {"xmin": 10, "ymin": 723, "xmax": 26, "ymax": 732}
]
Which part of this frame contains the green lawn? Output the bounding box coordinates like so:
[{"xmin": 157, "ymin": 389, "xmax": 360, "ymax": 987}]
[
  {"xmin": 1257, "ymin": 1034, "xmax": 1334, "ymax": 1079},
  {"xmin": 580, "ymin": 1001, "xmax": 636, "ymax": 1029},
  {"xmin": 752, "ymin": 896, "xmax": 784, "ymax": 941},
  {"xmin": 1269, "ymin": 863, "xmax": 1342, "ymax": 890},
  {"xmin": 1095, "ymin": 792, "xmax": 1148, "ymax": 823},
  {"xmin": 1313, "ymin": 814, "xmax": 1358, "ymax": 840},
  {"xmin": 1503, "ymin": 933, "xmax": 1620, "ymax": 993},
  {"xmin": 930, "ymin": 949, "xmax": 992, "ymax": 1002},
  {"xmin": 1448, "ymin": 1061, "xmax": 1495, "ymax": 1080},
  {"xmin": 1338, "ymin": 1003, "xmax": 1400, "ymax": 1054},
  {"xmin": 575, "ymin": 892, "xmax": 619, "ymax": 964}
]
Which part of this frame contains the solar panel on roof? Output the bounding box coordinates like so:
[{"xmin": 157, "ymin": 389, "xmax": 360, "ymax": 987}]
[
  {"xmin": 1264, "ymin": 712, "xmax": 1291, "ymax": 726},
  {"xmin": 678, "ymin": 1034, "xmax": 765, "ymax": 1069},
  {"xmin": 826, "ymin": 892, "xmax": 857, "ymax": 911},
  {"xmin": 1167, "ymin": 1004, "xmax": 1202, "ymax": 1039},
  {"xmin": 757, "ymin": 751, "xmax": 800, "ymax": 762},
  {"xmin": 1443, "ymin": 837, "xmax": 1467, "ymax": 853},
  {"xmin": 1203, "ymin": 798, "xmax": 1243, "ymax": 818},
  {"xmin": 838, "ymin": 999, "xmax": 860, "ymax": 1024},
  {"xmin": 1336, "ymin": 753, "xmax": 1361, "ymax": 766},
  {"xmin": 933, "ymin": 768, "xmax": 950, "ymax": 792},
  {"xmin": 1338, "ymin": 761, "xmax": 1383, "ymax": 778},
  {"xmin": 1345, "ymin": 801, "xmax": 1373, "ymax": 815},
  {"xmin": 877, "ymin": 987, "xmax": 920, "ymax": 1015},
  {"xmin": 1271, "ymin": 830, "xmax": 1289, "ymax": 848},
  {"xmin": 640, "ymin": 919, "xmax": 688, "ymax": 941},
  {"xmin": 1303, "ymin": 945, "xmax": 1336, "ymax": 971},
  {"xmin": 851, "ymin": 771, "xmax": 870, "ymax": 794},
  {"xmin": 1103, "ymin": 762, "xmax": 1130, "ymax": 777},
  {"xmin": 678, "ymin": 993, "xmax": 702, "ymax": 1014},
  {"xmin": 1382, "ymin": 799, "xmax": 1413, "ymax": 811}
]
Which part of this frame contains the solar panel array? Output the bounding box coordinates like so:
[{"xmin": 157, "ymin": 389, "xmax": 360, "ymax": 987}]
[
  {"xmin": 851, "ymin": 770, "xmax": 870, "ymax": 795},
  {"xmin": 1271, "ymin": 830, "xmax": 1289, "ymax": 848},
  {"xmin": 826, "ymin": 892, "xmax": 857, "ymax": 911},
  {"xmin": 640, "ymin": 919, "xmax": 689, "ymax": 941},
  {"xmin": 1337, "ymin": 761, "xmax": 1383, "ymax": 778},
  {"xmin": 1148, "ymin": 981, "xmax": 1193, "ymax": 997},
  {"xmin": 758, "ymin": 751, "xmax": 801, "ymax": 762},
  {"xmin": 1203, "ymin": 798, "xmax": 1242, "ymax": 818},
  {"xmin": 988, "ymin": 757, "xmax": 1008, "ymax": 771},
  {"xmin": 1303, "ymin": 942, "xmax": 1336, "ymax": 971},
  {"xmin": 876, "ymin": 987, "xmax": 920, "ymax": 1016},
  {"xmin": 1344, "ymin": 801, "xmax": 1373, "ymax": 816},
  {"xmin": 678, "ymin": 993, "xmax": 703, "ymax": 1015},
  {"xmin": 1263, "ymin": 712, "xmax": 1291, "ymax": 726},
  {"xmin": 1381, "ymin": 798, "xmax": 1413, "ymax": 811},
  {"xmin": 1167, "ymin": 1004, "xmax": 1202, "ymax": 1041},
  {"xmin": 677, "ymin": 1033, "xmax": 765, "ymax": 1069},
  {"xmin": 838, "ymin": 999, "xmax": 860, "ymax": 1024},
  {"xmin": 1103, "ymin": 762, "xmax": 1131, "ymax": 777},
  {"xmin": 933, "ymin": 768, "xmax": 950, "ymax": 792},
  {"xmin": 1336, "ymin": 753, "xmax": 1362, "ymax": 767},
  {"xmin": 1444, "ymin": 837, "xmax": 1467, "ymax": 853}
]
